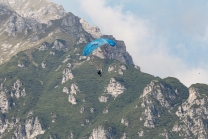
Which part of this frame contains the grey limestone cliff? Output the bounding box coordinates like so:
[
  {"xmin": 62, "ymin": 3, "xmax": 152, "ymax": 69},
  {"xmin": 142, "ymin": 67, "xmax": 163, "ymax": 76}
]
[
  {"xmin": 140, "ymin": 80, "xmax": 178, "ymax": 128},
  {"xmin": 173, "ymin": 87, "xmax": 208, "ymax": 139}
]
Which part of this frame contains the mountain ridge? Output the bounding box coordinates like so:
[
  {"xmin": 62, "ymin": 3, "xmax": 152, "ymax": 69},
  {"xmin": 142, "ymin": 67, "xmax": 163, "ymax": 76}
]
[{"xmin": 0, "ymin": 0, "xmax": 207, "ymax": 139}]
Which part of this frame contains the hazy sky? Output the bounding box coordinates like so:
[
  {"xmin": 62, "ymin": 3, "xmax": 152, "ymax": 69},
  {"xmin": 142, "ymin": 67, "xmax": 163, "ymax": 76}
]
[{"xmin": 52, "ymin": 0, "xmax": 208, "ymax": 87}]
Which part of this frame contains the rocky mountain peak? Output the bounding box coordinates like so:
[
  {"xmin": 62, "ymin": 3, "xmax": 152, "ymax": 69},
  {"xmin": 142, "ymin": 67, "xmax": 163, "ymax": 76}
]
[
  {"xmin": 80, "ymin": 18, "xmax": 102, "ymax": 39},
  {"xmin": 0, "ymin": 0, "xmax": 135, "ymax": 66},
  {"xmin": 0, "ymin": 0, "xmax": 66, "ymax": 23}
]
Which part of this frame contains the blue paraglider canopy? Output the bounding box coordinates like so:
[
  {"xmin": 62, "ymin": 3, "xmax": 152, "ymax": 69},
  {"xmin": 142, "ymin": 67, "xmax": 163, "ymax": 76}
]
[{"xmin": 82, "ymin": 38, "xmax": 116, "ymax": 56}]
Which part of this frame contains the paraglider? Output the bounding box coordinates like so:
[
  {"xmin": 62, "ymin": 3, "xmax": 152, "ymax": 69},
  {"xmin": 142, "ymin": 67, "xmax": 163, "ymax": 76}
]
[
  {"xmin": 82, "ymin": 38, "xmax": 116, "ymax": 56},
  {"xmin": 82, "ymin": 38, "xmax": 116, "ymax": 77}
]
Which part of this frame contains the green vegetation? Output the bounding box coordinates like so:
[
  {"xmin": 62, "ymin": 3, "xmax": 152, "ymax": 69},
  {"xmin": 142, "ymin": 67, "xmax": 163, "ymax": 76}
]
[
  {"xmin": 0, "ymin": 39, "xmax": 203, "ymax": 138},
  {"xmin": 191, "ymin": 83, "xmax": 208, "ymax": 96}
]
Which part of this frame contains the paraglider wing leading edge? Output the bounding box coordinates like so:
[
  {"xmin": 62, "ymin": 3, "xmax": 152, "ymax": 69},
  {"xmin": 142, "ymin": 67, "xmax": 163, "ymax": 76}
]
[{"xmin": 82, "ymin": 38, "xmax": 116, "ymax": 56}]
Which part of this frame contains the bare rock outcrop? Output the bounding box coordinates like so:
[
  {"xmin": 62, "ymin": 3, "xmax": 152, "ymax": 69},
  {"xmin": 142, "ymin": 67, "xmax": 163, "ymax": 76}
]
[
  {"xmin": 108, "ymin": 66, "xmax": 114, "ymax": 72},
  {"xmin": 90, "ymin": 108, "xmax": 94, "ymax": 113},
  {"xmin": 103, "ymin": 108, "xmax": 108, "ymax": 114},
  {"xmin": 63, "ymin": 84, "xmax": 80, "ymax": 105},
  {"xmin": 70, "ymin": 84, "xmax": 80, "ymax": 95},
  {"xmin": 79, "ymin": 56, "xmax": 87, "ymax": 61},
  {"xmin": 14, "ymin": 117, "xmax": 45, "ymax": 139},
  {"xmin": 41, "ymin": 61, "xmax": 46, "ymax": 68},
  {"xmin": 89, "ymin": 125, "xmax": 112, "ymax": 139},
  {"xmin": 62, "ymin": 68, "xmax": 74, "ymax": 84},
  {"xmin": 121, "ymin": 118, "xmax": 129, "ymax": 126},
  {"xmin": 98, "ymin": 95, "xmax": 108, "ymax": 103},
  {"xmin": 38, "ymin": 42, "xmax": 48, "ymax": 51},
  {"xmin": 17, "ymin": 62, "xmax": 25, "ymax": 68},
  {"xmin": 120, "ymin": 133, "xmax": 127, "ymax": 139},
  {"xmin": 63, "ymin": 87, "xmax": 69, "ymax": 94},
  {"xmin": 80, "ymin": 18, "xmax": 102, "ymax": 39},
  {"xmin": 96, "ymin": 35, "xmax": 134, "ymax": 65},
  {"xmin": 138, "ymin": 130, "xmax": 144, "ymax": 137},
  {"xmin": 0, "ymin": 84, "xmax": 10, "ymax": 113},
  {"xmin": 80, "ymin": 107, "xmax": 84, "ymax": 114},
  {"xmin": 173, "ymin": 87, "xmax": 208, "ymax": 139},
  {"xmin": 11, "ymin": 80, "xmax": 26, "ymax": 98},
  {"xmin": 0, "ymin": 0, "xmax": 66, "ymax": 24},
  {"xmin": 141, "ymin": 105, "xmax": 160, "ymax": 128},
  {"xmin": 0, "ymin": 116, "xmax": 8, "ymax": 136},
  {"xmin": 92, "ymin": 47, "xmax": 105, "ymax": 59},
  {"xmin": 140, "ymin": 80, "xmax": 177, "ymax": 108},
  {"xmin": 68, "ymin": 94, "xmax": 76, "ymax": 105},
  {"xmin": 4, "ymin": 13, "xmax": 44, "ymax": 36},
  {"xmin": 108, "ymin": 65, "xmax": 127, "ymax": 75},
  {"xmin": 76, "ymin": 37, "xmax": 87, "ymax": 45},
  {"xmin": 140, "ymin": 80, "xmax": 178, "ymax": 128},
  {"xmin": 61, "ymin": 13, "xmax": 91, "ymax": 40},
  {"xmin": 52, "ymin": 40, "xmax": 66, "ymax": 51},
  {"xmin": 105, "ymin": 78, "xmax": 126, "ymax": 98}
]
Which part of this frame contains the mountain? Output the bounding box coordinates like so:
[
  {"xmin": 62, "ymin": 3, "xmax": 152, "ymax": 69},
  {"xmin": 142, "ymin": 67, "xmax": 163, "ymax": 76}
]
[
  {"xmin": 0, "ymin": 0, "xmax": 66, "ymax": 23},
  {"xmin": 0, "ymin": 0, "xmax": 208, "ymax": 139}
]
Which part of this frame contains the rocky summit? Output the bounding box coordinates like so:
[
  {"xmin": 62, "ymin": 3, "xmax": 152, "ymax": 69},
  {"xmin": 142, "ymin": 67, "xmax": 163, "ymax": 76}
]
[{"xmin": 0, "ymin": 0, "xmax": 207, "ymax": 139}]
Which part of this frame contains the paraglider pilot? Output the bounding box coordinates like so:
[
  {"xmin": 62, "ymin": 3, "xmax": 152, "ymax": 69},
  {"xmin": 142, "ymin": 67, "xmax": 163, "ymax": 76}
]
[
  {"xmin": 97, "ymin": 70, "xmax": 102, "ymax": 77},
  {"xmin": 82, "ymin": 38, "xmax": 116, "ymax": 77}
]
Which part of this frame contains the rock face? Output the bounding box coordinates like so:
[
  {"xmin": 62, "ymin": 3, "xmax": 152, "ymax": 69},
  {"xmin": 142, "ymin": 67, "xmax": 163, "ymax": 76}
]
[
  {"xmin": 52, "ymin": 40, "xmax": 66, "ymax": 51},
  {"xmin": 140, "ymin": 80, "xmax": 178, "ymax": 128},
  {"xmin": 11, "ymin": 80, "xmax": 26, "ymax": 98},
  {"xmin": 80, "ymin": 18, "xmax": 102, "ymax": 39},
  {"xmin": 61, "ymin": 13, "xmax": 92, "ymax": 40},
  {"xmin": 92, "ymin": 47, "xmax": 105, "ymax": 59},
  {"xmin": 0, "ymin": 116, "xmax": 8, "ymax": 136},
  {"xmin": 0, "ymin": 4, "xmax": 50, "ymax": 63},
  {"xmin": 68, "ymin": 94, "xmax": 76, "ymax": 105},
  {"xmin": 108, "ymin": 65, "xmax": 127, "ymax": 75},
  {"xmin": 0, "ymin": 0, "xmax": 66, "ymax": 24},
  {"xmin": 79, "ymin": 20, "xmax": 134, "ymax": 66},
  {"xmin": 0, "ymin": 2, "xmax": 135, "ymax": 69},
  {"xmin": 4, "ymin": 13, "xmax": 44, "ymax": 36},
  {"xmin": 0, "ymin": 83, "xmax": 10, "ymax": 113},
  {"xmin": 63, "ymin": 84, "xmax": 80, "ymax": 105},
  {"xmin": 70, "ymin": 84, "xmax": 80, "ymax": 95},
  {"xmin": 105, "ymin": 78, "xmax": 126, "ymax": 98},
  {"xmin": 38, "ymin": 42, "xmax": 48, "ymax": 51},
  {"xmin": 14, "ymin": 117, "xmax": 45, "ymax": 139},
  {"xmin": 141, "ymin": 80, "xmax": 177, "ymax": 108},
  {"xmin": 172, "ymin": 87, "xmax": 208, "ymax": 139},
  {"xmin": 89, "ymin": 126, "xmax": 112, "ymax": 139},
  {"xmin": 108, "ymin": 66, "xmax": 114, "ymax": 72},
  {"xmin": 62, "ymin": 68, "xmax": 74, "ymax": 84},
  {"xmin": 95, "ymin": 35, "xmax": 134, "ymax": 65}
]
